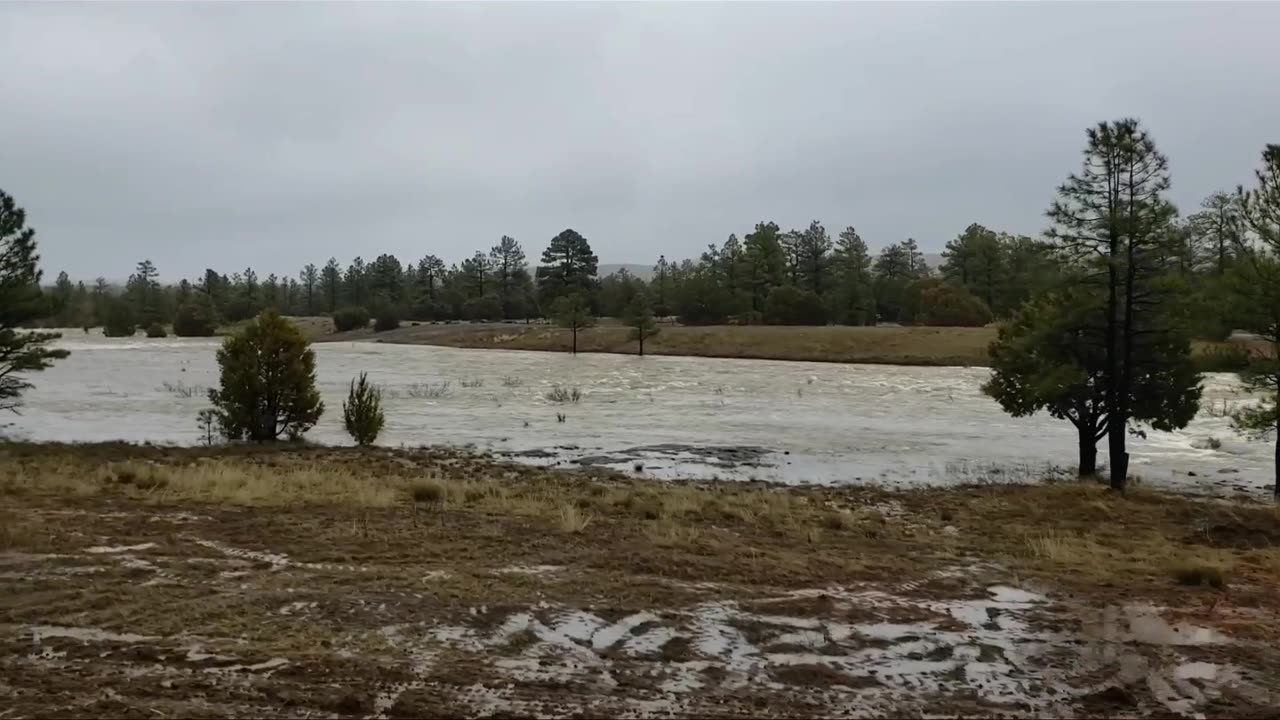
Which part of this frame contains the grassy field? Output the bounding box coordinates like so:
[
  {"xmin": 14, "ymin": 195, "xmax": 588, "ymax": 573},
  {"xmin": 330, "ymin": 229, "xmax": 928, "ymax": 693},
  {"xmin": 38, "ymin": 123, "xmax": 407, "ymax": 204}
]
[
  {"xmin": 3, "ymin": 443, "xmax": 1279, "ymax": 717},
  {"xmin": 321, "ymin": 321, "xmax": 1263, "ymax": 369}
]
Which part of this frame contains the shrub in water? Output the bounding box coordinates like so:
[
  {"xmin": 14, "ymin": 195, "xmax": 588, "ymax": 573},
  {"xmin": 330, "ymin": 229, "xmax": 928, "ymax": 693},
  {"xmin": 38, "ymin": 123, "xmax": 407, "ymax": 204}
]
[
  {"xmin": 343, "ymin": 371, "xmax": 385, "ymax": 446},
  {"xmin": 145, "ymin": 322, "xmax": 168, "ymax": 338}
]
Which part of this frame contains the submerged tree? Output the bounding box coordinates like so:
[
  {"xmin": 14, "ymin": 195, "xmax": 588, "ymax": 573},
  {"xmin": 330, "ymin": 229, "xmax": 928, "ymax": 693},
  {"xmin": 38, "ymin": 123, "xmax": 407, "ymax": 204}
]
[
  {"xmin": 1233, "ymin": 144, "xmax": 1280, "ymax": 500},
  {"xmin": 207, "ymin": 310, "xmax": 324, "ymax": 442},
  {"xmin": 0, "ymin": 189, "xmax": 69, "ymax": 413},
  {"xmin": 1045, "ymin": 118, "xmax": 1199, "ymax": 490}
]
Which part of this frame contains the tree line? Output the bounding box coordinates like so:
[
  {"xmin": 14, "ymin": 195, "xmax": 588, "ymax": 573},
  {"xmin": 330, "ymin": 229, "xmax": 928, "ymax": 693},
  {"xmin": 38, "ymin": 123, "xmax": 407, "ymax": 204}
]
[{"xmin": 2, "ymin": 117, "xmax": 1277, "ymax": 499}]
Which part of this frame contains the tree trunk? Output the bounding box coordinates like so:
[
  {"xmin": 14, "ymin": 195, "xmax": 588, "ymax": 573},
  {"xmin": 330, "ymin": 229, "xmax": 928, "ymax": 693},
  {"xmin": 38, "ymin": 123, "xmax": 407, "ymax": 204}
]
[
  {"xmin": 638, "ymin": 334, "xmax": 644, "ymax": 357},
  {"xmin": 1108, "ymin": 427, "xmax": 1129, "ymax": 492},
  {"xmin": 571, "ymin": 326, "xmax": 578, "ymax": 355},
  {"xmin": 1077, "ymin": 425, "xmax": 1098, "ymax": 479}
]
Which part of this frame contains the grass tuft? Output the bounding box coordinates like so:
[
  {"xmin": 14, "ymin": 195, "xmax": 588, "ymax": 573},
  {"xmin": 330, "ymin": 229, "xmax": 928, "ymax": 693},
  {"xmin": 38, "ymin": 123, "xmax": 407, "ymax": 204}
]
[
  {"xmin": 556, "ymin": 503, "xmax": 592, "ymax": 533},
  {"xmin": 1170, "ymin": 560, "xmax": 1230, "ymax": 589}
]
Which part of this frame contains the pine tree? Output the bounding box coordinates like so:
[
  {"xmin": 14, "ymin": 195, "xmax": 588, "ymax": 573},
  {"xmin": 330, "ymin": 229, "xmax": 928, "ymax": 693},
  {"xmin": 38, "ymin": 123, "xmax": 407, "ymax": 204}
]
[
  {"xmin": 343, "ymin": 372, "xmax": 385, "ymax": 446},
  {"xmin": 0, "ymin": 189, "xmax": 69, "ymax": 412},
  {"xmin": 795, "ymin": 220, "xmax": 832, "ymax": 295},
  {"xmin": 320, "ymin": 258, "xmax": 341, "ymax": 313},
  {"xmin": 207, "ymin": 310, "xmax": 324, "ymax": 442},
  {"xmin": 742, "ymin": 221, "xmax": 785, "ymax": 314},
  {"xmin": 550, "ymin": 293, "xmax": 594, "ymax": 355},
  {"xmin": 623, "ymin": 294, "xmax": 659, "ymax": 356},
  {"xmin": 1046, "ymin": 118, "xmax": 1200, "ymax": 490},
  {"xmin": 1233, "ymin": 144, "xmax": 1280, "ymax": 500},
  {"xmin": 537, "ymin": 229, "xmax": 598, "ymax": 306},
  {"xmin": 489, "ymin": 236, "xmax": 527, "ymax": 319},
  {"xmin": 832, "ymin": 227, "xmax": 873, "ymax": 325},
  {"xmin": 942, "ymin": 224, "xmax": 1006, "ymax": 313},
  {"xmin": 301, "ymin": 264, "xmax": 319, "ymax": 315}
]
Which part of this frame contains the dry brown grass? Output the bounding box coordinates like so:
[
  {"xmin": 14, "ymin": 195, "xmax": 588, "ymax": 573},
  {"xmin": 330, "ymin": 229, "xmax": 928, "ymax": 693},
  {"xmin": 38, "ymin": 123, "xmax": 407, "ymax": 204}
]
[
  {"xmin": 3, "ymin": 443, "xmax": 1279, "ymax": 606},
  {"xmin": 319, "ymin": 322, "xmax": 1266, "ymax": 368}
]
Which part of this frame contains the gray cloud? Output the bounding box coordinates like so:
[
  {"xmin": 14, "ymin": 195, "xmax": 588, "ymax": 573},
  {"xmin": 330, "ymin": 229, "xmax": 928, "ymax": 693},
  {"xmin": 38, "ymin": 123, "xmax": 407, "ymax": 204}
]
[{"xmin": 2, "ymin": 2, "xmax": 1277, "ymax": 280}]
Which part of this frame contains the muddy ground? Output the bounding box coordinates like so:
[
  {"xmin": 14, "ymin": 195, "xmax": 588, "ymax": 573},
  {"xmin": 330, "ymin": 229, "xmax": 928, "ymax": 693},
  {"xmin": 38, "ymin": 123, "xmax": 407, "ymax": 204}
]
[{"xmin": 2, "ymin": 445, "xmax": 1279, "ymax": 718}]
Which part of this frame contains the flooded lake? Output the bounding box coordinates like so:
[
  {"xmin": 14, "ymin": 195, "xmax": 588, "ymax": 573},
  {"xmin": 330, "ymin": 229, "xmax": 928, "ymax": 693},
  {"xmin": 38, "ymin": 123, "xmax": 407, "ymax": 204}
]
[{"xmin": 8, "ymin": 331, "xmax": 1271, "ymax": 496}]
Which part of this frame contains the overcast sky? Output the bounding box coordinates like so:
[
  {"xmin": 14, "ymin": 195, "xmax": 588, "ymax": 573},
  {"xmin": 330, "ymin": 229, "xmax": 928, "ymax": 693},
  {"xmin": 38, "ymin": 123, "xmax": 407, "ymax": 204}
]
[{"xmin": 3, "ymin": 2, "xmax": 1278, "ymax": 281}]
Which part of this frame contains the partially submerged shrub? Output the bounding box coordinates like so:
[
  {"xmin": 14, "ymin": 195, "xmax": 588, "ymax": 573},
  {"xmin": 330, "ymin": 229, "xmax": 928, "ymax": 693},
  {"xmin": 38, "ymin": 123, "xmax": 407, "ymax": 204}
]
[
  {"xmin": 342, "ymin": 372, "xmax": 385, "ymax": 446},
  {"xmin": 545, "ymin": 385, "xmax": 582, "ymax": 404},
  {"xmin": 460, "ymin": 377, "xmax": 484, "ymax": 388},
  {"xmin": 145, "ymin": 322, "xmax": 168, "ymax": 338},
  {"xmin": 406, "ymin": 381, "xmax": 451, "ymax": 399}
]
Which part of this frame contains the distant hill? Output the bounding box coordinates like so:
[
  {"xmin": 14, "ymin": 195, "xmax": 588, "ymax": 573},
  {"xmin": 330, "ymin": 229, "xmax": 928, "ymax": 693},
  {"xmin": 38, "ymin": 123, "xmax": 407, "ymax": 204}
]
[{"xmin": 597, "ymin": 263, "xmax": 655, "ymax": 281}]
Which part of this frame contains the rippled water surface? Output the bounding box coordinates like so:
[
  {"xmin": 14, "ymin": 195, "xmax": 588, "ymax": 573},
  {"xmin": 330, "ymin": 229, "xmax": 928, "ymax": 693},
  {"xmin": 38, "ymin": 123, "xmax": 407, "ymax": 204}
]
[{"xmin": 9, "ymin": 331, "xmax": 1271, "ymax": 495}]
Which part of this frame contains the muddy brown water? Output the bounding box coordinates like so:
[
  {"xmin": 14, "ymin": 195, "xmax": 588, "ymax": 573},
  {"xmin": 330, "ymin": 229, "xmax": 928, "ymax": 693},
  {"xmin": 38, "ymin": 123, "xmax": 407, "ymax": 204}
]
[{"xmin": 9, "ymin": 330, "xmax": 1273, "ymax": 496}]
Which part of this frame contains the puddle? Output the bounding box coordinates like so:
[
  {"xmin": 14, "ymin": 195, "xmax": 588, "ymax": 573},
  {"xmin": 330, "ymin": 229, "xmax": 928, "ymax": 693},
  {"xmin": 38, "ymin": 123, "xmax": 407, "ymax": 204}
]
[
  {"xmin": 27, "ymin": 625, "xmax": 157, "ymax": 644},
  {"xmin": 85, "ymin": 543, "xmax": 156, "ymax": 554},
  {"xmin": 372, "ymin": 580, "xmax": 1271, "ymax": 717}
]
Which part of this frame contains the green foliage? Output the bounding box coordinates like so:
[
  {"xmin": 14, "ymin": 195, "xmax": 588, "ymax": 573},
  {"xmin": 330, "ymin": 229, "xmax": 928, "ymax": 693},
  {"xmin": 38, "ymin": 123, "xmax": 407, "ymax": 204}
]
[
  {"xmin": 332, "ymin": 306, "xmax": 370, "ymax": 332},
  {"xmin": 1045, "ymin": 118, "xmax": 1190, "ymax": 488},
  {"xmin": 915, "ymin": 284, "xmax": 993, "ymax": 327},
  {"xmin": 462, "ymin": 294, "xmax": 503, "ymax": 321},
  {"xmin": 550, "ymin": 293, "xmax": 594, "ymax": 354},
  {"xmin": 172, "ymin": 300, "xmax": 217, "ymax": 337},
  {"xmin": 623, "ymin": 294, "xmax": 659, "ymax": 356},
  {"xmin": 145, "ymin": 322, "xmax": 168, "ymax": 338},
  {"xmin": 0, "ymin": 189, "xmax": 69, "ymax": 412},
  {"xmin": 207, "ymin": 310, "xmax": 324, "ymax": 442},
  {"xmin": 764, "ymin": 285, "xmax": 826, "ymax": 325},
  {"xmin": 101, "ymin": 298, "xmax": 137, "ymax": 337},
  {"xmin": 373, "ymin": 304, "xmax": 400, "ymax": 332},
  {"xmin": 537, "ymin": 229, "xmax": 598, "ymax": 306},
  {"xmin": 342, "ymin": 372, "xmax": 385, "ymax": 446},
  {"xmin": 1231, "ymin": 143, "xmax": 1280, "ymax": 498}
]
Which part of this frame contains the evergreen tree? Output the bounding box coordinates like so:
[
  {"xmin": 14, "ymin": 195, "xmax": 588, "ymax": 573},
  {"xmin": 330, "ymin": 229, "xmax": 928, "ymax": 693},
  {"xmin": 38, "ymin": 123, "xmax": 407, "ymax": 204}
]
[
  {"xmin": 795, "ymin": 220, "xmax": 832, "ymax": 295},
  {"xmin": 831, "ymin": 227, "xmax": 873, "ymax": 325},
  {"xmin": 489, "ymin": 236, "xmax": 527, "ymax": 318},
  {"xmin": 320, "ymin": 258, "xmax": 341, "ymax": 313},
  {"xmin": 343, "ymin": 372, "xmax": 385, "ymax": 446},
  {"xmin": 0, "ymin": 189, "xmax": 69, "ymax": 412},
  {"xmin": 941, "ymin": 224, "xmax": 1006, "ymax": 313},
  {"xmin": 301, "ymin": 263, "xmax": 319, "ymax": 315},
  {"xmin": 742, "ymin": 221, "xmax": 785, "ymax": 314},
  {"xmin": 1046, "ymin": 118, "xmax": 1200, "ymax": 490},
  {"xmin": 461, "ymin": 250, "xmax": 492, "ymax": 298},
  {"xmin": 537, "ymin": 229, "xmax": 598, "ymax": 306},
  {"xmin": 127, "ymin": 259, "xmax": 162, "ymax": 324},
  {"xmin": 368, "ymin": 254, "xmax": 404, "ymax": 306},
  {"xmin": 207, "ymin": 310, "xmax": 324, "ymax": 442},
  {"xmin": 652, "ymin": 255, "xmax": 673, "ymax": 317},
  {"xmin": 550, "ymin": 293, "xmax": 594, "ymax": 355},
  {"xmin": 623, "ymin": 294, "xmax": 659, "ymax": 356},
  {"xmin": 343, "ymin": 257, "xmax": 367, "ymax": 307},
  {"xmin": 1232, "ymin": 144, "xmax": 1280, "ymax": 500}
]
